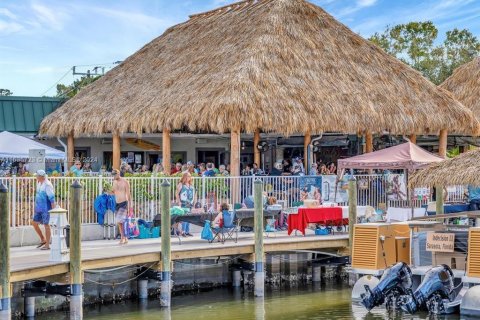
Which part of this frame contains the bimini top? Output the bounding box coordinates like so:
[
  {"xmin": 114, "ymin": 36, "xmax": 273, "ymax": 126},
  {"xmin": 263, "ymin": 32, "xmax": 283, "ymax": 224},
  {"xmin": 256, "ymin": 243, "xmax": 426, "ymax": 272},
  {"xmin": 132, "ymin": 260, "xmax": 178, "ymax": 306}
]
[
  {"xmin": 40, "ymin": 0, "xmax": 478, "ymax": 137},
  {"xmin": 338, "ymin": 142, "xmax": 443, "ymax": 171}
]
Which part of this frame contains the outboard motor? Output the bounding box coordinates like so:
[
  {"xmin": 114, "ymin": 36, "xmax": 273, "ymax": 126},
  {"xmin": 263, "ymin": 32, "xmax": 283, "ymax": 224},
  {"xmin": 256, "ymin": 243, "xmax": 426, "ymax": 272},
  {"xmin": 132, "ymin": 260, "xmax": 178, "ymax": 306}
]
[
  {"xmin": 400, "ymin": 265, "xmax": 455, "ymax": 315},
  {"xmin": 361, "ymin": 262, "xmax": 413, "ymax": 311}
]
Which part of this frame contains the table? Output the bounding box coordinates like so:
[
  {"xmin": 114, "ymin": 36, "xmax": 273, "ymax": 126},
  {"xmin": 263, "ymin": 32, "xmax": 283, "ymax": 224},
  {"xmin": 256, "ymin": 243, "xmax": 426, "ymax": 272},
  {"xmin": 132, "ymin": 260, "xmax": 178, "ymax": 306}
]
[
  {"xmin": 386, "ymin": 207, "xmax": 426, "ymax": 222},
  {"xmin": 287, "ymin": 207, "xmax": 343, "ymax": 235}
]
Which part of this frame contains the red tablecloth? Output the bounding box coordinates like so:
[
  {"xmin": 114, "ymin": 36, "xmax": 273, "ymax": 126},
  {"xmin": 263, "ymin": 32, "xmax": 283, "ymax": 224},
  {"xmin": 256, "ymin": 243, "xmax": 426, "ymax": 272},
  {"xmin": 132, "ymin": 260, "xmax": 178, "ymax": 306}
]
[{"xmin": 288, "ymin": 207, "xmax": 343, "ymax": 235}]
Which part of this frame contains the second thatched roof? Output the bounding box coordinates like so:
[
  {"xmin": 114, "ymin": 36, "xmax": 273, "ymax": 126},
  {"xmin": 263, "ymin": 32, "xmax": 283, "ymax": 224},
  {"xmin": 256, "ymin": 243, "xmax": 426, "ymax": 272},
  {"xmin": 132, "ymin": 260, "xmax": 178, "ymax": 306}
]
[
  {"xmin": 40, "ymin": 0, "xmax": 478, "ymax": 137},
  {"xmin": 409, "ymin": 148, "xmax": 480, "ymax": 187},
  {"xmin": 440, "ymin": 57, "xmax": 480, "ymax": 119}
]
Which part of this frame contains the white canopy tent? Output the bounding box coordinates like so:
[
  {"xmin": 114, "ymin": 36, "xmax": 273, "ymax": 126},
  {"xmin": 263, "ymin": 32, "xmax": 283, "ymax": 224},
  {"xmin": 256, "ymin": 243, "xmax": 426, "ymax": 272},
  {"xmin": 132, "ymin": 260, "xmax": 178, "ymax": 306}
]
[{"xmin": 0, "ymin": 131, "xmax": 65, "ymax": 159}]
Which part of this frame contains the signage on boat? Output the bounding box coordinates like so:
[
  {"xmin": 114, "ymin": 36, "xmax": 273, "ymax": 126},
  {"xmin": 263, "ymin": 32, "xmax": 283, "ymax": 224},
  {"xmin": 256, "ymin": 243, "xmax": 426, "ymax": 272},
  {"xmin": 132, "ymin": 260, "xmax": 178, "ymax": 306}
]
[{"xmin": 426, "ymin": 232, "xmax": 455, "ymax": 252}]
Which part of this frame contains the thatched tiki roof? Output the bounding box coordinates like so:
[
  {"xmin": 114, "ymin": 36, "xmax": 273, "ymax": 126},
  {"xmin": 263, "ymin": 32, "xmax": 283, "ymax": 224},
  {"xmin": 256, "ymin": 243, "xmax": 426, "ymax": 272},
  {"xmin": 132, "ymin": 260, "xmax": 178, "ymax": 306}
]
[
  {"xmin": 409, "ymin": 148, "xmax": 480, "ymax": 187},
  {"xmin": 40, "ymin": 0, "xmax": 478, "ymax": 137},
  {"xmin": 440, "ymin": 57, "xmax": 480, "ymax": 118}
]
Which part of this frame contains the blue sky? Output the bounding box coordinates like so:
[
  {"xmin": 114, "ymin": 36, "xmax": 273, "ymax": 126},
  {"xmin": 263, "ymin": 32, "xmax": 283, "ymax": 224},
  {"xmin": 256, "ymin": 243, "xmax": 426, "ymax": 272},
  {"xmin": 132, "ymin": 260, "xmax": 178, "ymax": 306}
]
[{"xmin": 1, "ymin": 0, "xmax": 479, "ymax": 96}]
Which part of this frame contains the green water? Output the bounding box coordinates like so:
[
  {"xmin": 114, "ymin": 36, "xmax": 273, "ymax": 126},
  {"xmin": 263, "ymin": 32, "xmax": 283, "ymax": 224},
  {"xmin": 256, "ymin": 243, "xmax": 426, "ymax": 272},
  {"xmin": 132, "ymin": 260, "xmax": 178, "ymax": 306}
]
[{"xmin": 40, "ymin": 283, "xmax": 463, "ymax": 320}]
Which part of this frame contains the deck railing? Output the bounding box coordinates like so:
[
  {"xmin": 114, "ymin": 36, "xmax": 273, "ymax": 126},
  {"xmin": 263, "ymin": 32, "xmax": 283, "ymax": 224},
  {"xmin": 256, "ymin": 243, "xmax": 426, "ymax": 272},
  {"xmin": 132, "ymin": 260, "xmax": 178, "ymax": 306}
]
[{"xmin": 0, "ymin": 174, "xmax": 466, "ymax": 227}]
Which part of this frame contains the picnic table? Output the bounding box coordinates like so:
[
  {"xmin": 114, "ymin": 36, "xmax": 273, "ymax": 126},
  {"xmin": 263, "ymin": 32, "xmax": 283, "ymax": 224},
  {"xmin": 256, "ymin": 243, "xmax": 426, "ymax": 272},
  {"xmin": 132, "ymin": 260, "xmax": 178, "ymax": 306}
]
[{"xmin": 287, "ymin": 207, "xmax": 343, "ymax": 235}]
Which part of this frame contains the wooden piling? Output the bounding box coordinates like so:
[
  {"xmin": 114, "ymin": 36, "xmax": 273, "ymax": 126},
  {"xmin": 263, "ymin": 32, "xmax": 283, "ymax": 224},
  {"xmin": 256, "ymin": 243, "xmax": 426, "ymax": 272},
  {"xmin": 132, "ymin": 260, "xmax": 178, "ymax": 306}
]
[
  {"xmin": 160, "ymin": 180, "xmax": 172, "ymax": 307},
  {"xmin": 69, "ymin": 180, "xmax": 83, "ymax": 319},
  {"xmin": 0, "ymin": 183, "xmax": 10, "ymax": 318},
  {"xmin": 348, "ymin": 179, "xmax": 357, "ymax": 256},
  {"xmin": 435, "ymin": 186, "xmax": 444, "ymax": 218},
  {"xmin": 254, "ymin": 179, "xmax": 264, "ymax": 297}
]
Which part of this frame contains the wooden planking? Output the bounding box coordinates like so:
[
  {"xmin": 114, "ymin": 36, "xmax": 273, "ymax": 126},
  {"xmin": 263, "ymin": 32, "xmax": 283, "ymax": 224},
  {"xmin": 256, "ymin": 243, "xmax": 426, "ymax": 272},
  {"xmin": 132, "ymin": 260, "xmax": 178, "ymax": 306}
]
[
  {"xmin": 12, "ymin": 264, "xmax": 69, "ymax": 283},
  {"xmin": 10, "ymin": 235, "xmax": 348, "ymax": 283}
]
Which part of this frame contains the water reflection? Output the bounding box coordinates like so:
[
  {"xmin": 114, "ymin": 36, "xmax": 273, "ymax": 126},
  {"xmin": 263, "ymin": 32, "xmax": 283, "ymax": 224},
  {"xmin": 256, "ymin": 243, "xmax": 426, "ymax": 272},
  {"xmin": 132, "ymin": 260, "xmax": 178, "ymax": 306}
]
[{"xmin": 35, "ymin": 282, "xmax": 463, "ymax": 320}]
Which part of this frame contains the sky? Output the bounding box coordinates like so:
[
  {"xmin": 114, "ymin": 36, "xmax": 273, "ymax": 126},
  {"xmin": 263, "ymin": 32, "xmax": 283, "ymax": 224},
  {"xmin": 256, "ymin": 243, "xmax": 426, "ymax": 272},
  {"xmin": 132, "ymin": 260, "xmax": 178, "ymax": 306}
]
[{"xmin": 1, "ymin": 0, "xmax": 480, "ymax": 97}]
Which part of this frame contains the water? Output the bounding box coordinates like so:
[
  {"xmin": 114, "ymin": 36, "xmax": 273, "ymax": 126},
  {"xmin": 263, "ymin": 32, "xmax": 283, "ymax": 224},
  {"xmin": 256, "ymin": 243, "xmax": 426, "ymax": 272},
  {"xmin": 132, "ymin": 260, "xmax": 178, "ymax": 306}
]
[{"xmin": 37, "ymin": 283, "xmax": 463, "ymax": 320}]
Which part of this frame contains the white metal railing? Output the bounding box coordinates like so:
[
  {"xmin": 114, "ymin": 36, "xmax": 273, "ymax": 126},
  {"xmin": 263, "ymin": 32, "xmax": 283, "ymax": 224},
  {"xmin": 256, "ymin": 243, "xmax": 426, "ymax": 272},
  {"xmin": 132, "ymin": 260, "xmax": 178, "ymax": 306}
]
[{"xmin": 0, "ymin": 174, "xmax": 468, "ymax": 227}]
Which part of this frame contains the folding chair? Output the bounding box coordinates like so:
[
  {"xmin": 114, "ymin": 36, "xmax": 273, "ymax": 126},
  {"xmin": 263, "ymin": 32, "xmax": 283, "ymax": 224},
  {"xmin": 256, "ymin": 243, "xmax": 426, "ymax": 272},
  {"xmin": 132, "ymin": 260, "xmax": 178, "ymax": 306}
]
[{"xmin": 210, "ymin": 211, "xmax": 238, "ymax": 244}]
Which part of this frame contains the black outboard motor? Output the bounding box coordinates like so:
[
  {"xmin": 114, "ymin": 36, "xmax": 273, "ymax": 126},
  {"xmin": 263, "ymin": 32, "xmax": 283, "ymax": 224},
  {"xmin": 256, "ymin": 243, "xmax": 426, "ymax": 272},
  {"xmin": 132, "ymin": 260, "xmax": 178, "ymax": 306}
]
[
  {"xmin": 361, "ymin": 262, "xmax": 413, "ymax": 311},
  {"xmin": 400, "ymin": 264, "xmax": 455, "ymax": 315}
]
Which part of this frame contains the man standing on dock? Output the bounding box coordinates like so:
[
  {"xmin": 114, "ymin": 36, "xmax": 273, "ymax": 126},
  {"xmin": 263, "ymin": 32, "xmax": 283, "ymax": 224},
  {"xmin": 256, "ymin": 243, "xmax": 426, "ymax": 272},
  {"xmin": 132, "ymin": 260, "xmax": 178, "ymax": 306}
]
[
  {"xmin": 33, "ymin": 169, "xmax": 56, "ymax": 250},
  {"xmin": 112, "ymin": 169, "xmax": 132, "ymax": 245}
]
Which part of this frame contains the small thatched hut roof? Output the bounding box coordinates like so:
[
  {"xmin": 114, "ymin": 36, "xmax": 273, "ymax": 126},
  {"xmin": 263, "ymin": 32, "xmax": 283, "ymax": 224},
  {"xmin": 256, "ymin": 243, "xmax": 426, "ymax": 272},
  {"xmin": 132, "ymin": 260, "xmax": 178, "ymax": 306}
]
[
  {"xmin": 440, "ymin": 57, "xmax": 480, "ymax": 118},
  {"xmin": 409, "ymin": 149, "xmax": 480, "ymax": 187},
  {"xmin": 40, "ymin": 0, "xmax": 478, "ymax": 137}
]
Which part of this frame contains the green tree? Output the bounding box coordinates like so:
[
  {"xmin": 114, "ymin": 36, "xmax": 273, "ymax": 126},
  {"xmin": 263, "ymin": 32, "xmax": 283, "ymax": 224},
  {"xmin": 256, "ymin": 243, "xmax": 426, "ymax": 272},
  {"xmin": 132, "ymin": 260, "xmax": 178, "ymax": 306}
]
[
  {"xmin": 369, "ymin": 22, "xmax": 480, "ymax": 84},
  {"xmin": 0, "ymin": 89, "xmax": 13, "ymax": 96},
  {"xmin": 56, "ymin": 75, "xmax": 100, "ymax": 98}
]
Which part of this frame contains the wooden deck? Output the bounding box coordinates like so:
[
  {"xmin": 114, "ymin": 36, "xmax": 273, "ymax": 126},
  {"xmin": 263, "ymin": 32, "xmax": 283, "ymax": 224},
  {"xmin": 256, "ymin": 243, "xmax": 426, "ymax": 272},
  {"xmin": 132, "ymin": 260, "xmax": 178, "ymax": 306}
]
[{"xmin": 10, "ymin": 231, "xmax": 348, "ymax": 283}]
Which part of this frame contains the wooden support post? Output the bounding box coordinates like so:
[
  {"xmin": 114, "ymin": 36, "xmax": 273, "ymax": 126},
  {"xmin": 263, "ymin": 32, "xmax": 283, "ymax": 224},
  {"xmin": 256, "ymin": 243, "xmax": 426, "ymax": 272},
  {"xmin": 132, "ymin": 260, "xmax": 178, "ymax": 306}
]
[
  {"xmin": 348, "ymin": 179, "xmax": 357, "ymax": 256},
  {"xmin": 438, "ymin": 129, "xmax": 447, "ymax": 159},
  {"xmin": 436, "ymin": 186, "xmax": 444, "ymax": 218},
  {"xmin": 160, "ymin": 180, "xmax": 172, "ymax": 307},
  {"xmin": 112, "ymin": 133, "xmax": 121, "ymax": 170},
  {"xmin": 365, "ymin": 131, "xmax": 373, "ymax": 153},
  {"xmin": 304, "ymin": 131, "xmax": 311, "ymax": 170},
  {"xmin": 67, "ymin": 132, "xmax": 75, "ymax": 168},
  {"xmin": 230, "ymin": 128, "xmax": 240, "ymax": 176},
  {"xmin": 162, "ymin": 129, "xmax": 171, "ymax": 175},
  {"xmin": 409, "ymin": 134, "xmax": 416, "ymax": 144},
  {"xmin": 254, "ymin": 179, "xmax": 264, "ymax": 297},
  {"xmin": 254, "ymin": 130, "xmax": 260, "ymax": 168},
  {"xmin": 69, "ymin": 180, "xmax": 83, "ymax": 319},
  {"xmin": 0, "ymin": 183, "xmax": 10, "ymax": 318}
]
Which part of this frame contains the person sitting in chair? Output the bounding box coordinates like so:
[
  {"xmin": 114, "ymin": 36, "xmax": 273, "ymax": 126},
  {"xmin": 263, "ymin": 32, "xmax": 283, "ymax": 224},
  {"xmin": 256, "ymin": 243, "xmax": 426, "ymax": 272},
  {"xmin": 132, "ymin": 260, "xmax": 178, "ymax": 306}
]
[{"xmin": 213, "ymin": 203, "xmax": 229, "ymax": 229}]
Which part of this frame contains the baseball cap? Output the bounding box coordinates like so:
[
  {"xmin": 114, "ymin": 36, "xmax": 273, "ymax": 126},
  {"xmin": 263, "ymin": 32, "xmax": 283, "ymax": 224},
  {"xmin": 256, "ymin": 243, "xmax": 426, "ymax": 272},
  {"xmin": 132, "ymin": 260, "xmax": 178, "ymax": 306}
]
[
  {"xmin": 187, "ymin": 161, "xmax": 193, "ymax": 165},
  {"xmin": 36, "ymin": 169, "xmax": 46, "ymax": 177}
]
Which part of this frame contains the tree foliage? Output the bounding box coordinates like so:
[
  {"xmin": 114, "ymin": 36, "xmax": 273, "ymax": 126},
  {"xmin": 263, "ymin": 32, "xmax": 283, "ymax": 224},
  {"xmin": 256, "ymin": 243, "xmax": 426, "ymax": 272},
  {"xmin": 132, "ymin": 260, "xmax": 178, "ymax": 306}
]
[
  {"xmin": 56, "ymin": 75, "xmax": 100, "ymax": 98},
  {"xmin": 0, "ymin": 89, "xmax": 13, "ymax": 96},
  {"xmin": 369, "ymin": 22, "xmax": 480, "ymax": 84}
]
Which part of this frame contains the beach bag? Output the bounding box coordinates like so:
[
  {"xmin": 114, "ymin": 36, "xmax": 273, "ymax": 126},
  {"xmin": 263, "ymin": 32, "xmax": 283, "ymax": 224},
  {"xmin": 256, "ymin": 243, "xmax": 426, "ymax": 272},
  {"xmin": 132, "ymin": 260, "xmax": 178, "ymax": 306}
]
[{"xmin": 201, "ymin": 220, "xmax": 214, "ymax": 241}]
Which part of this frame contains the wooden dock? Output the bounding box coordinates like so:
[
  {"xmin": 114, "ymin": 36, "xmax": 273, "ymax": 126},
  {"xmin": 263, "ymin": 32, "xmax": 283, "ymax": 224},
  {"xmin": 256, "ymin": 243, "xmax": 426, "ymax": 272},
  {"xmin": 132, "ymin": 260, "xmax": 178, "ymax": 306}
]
[{"xmin": 10, "ymin": 231, "xmax": 348, "ymax": 283}]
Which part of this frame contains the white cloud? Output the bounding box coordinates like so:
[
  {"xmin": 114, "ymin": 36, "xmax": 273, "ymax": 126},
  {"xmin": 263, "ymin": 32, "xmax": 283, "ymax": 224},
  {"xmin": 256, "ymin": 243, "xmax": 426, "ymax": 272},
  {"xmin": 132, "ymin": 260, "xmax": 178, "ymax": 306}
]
[
  {"xmin": 31, "ymin": 3, "xmax": 69, "ymax": 31},
  {"xmin": 337, "ymin": 0, "xmax": 378, "ymax": 17},
  {"xmin": 91, "ymin": 7, "xmax": 173, "ymax": 32},
  {"xmin": 357, "ymin": 0, "xmax": 377, "ymax": 8},
  {"xmin": 0, "ymin": 20, "xmax": 24, "ymax": 34},
  {"xmin": 0, "ymin": 8, "xmax": 16, "ymax": 19}
]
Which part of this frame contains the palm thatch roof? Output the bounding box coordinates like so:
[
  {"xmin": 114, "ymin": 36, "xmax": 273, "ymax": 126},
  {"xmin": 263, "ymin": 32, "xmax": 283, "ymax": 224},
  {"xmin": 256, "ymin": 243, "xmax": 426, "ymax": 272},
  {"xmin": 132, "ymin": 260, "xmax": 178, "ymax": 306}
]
[
  {"xmin": 39, "ymin": 0, "xmax": 479, "ymax": 137},
  {"xmin": 440, "ymin": 57, "xmax": 480, "ymax": 118},
  {"xmin": 409, "ymin": 148, "xmax": 480, "ymax": 187}
]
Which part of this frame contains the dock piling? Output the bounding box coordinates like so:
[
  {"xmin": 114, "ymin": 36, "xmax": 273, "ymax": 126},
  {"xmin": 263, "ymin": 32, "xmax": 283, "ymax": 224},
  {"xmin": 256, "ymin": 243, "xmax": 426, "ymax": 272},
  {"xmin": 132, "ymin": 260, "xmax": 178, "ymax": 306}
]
[
  {"xmin": 0, "ymin": 183, "xmax": 10, "ymax": 319},
  {"xmin": 232, "ymin": 270, "xmax": 241, "ymax": 287},
  {"xmin": 24, "ymin": 296, "xmax": 35, "ymax": 318},
  {"xmin": 138, "ymin": 279, "xmax": 148, "ymax": 299},
  {"xmin": 254, "ymin": 179, "xmax": 265, "ymax": 297},
  {"xmin": 312, "ymin": 263, "xmax": 321, "ymax": 282},
  {"xmin": 160, "ymin": 180, "xmax": 172, "ymax": 307},
  {"xmin": 348, "ymin": 179, "xmax": 357, "ymax": 255},
  {"xmin": 69, "ymin": 180, "xmax": 83, "ymax": 319}
]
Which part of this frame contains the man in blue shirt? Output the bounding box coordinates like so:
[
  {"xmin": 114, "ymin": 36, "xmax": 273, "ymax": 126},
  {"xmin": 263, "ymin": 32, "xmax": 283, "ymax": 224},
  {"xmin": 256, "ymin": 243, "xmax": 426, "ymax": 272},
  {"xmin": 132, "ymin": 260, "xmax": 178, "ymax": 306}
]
[
  {"xmin": 202, "ymin": 163, "xmax": 216, "ymax": 177},
  {"xmin": 33, "ymin": 170, "xmax": 56, "ymax": 250},
  {"xmin": 468, "ymin": 185, "xmax": 480, "ymax": 210}
]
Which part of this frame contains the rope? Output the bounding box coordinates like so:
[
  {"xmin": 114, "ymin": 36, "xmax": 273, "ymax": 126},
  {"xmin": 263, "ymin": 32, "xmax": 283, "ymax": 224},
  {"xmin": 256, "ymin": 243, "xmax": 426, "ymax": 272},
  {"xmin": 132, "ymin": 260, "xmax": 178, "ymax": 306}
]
[
  {"xmin": 173, "ymin": 255, "xmax": 243, "ymax": 267},
  {"xmin": 84, "ymin": 263, "xmax": 156, "ymax": 286},
  {"xmin": 84, "ymin": 264, "xmax": 145, "ymax": 274}
]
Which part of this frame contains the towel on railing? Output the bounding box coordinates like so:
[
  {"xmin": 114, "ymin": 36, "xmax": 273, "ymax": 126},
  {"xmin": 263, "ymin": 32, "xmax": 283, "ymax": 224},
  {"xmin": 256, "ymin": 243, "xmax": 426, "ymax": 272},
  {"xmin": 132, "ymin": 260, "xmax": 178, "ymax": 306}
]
[{"xmin": 94, "ymin": 193, "xmax": 116, "ymax": 225}]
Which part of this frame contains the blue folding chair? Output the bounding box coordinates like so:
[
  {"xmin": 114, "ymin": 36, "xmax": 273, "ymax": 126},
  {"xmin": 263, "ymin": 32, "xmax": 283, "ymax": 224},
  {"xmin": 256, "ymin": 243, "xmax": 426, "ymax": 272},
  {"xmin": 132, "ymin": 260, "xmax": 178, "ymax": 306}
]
[{"xmin": 210, "ymin": 210, "xmax": 238, "ymax": 244}]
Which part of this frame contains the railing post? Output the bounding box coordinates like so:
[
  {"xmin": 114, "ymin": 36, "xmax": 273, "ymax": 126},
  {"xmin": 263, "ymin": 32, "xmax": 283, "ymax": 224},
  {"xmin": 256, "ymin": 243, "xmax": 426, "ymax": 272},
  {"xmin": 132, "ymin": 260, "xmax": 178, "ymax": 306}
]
[
  {"xmin": 11, "ymin": 176, "xmax": 16, "ymax": 228},
  {"xmin": 348, "ymin": 178, "xmax": 357, "ymax": 256},
  {"xmin": 0, "ymin": 182, "xmax": 11, "ymax": 319},
  {"xmin": 160, "ymin": 180, "xmax": 171, "ymax": 307},
  {"xmin": 201, "ymin": 175, "xmax": 206, "ymax": 207},
  {"xmin": 98, "ymin": 175, "xmax": 103, "ymax": 195},
  {"xmin": 254, "ymin": 179, "xmax": 264, "ymax": 297},
  {"xmin": 69, "ymin": 180, "xmax": 83, "ymax": 319}
]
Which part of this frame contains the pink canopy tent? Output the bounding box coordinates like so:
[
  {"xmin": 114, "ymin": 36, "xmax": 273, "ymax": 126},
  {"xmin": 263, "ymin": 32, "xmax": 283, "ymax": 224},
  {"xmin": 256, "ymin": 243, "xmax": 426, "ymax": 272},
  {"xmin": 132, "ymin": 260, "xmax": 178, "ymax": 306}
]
[{"xmin": 337, "ymin": 142, "xmax": 443, "ymax": 171}]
